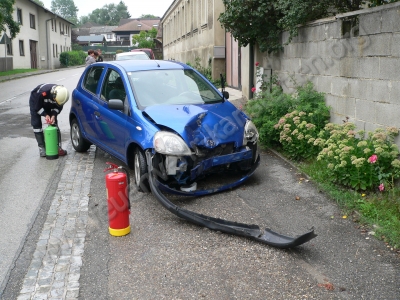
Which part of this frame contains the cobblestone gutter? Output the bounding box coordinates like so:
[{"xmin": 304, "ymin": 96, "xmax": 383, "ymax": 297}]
[{"xmin": 17, "ymin": 144, "xmax": 96, "ymax": 300}]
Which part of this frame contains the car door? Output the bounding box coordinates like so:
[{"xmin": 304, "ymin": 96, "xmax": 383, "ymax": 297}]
[
  {"xmin": 93, "ymin": 68, "xmax": 128, "ymax": 160},
  {"xmin": 77, "ymin": 66, "xmax": 104, "ymax": 142}
]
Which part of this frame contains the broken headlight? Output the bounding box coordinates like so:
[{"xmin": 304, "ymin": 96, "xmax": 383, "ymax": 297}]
[
  {"xmin": 243, "ymin": 120, "xmax": 259, "ymax": 145},
  {"xmin": 154, "ymin": 131, "xmax": 192, "ymax": 156}
]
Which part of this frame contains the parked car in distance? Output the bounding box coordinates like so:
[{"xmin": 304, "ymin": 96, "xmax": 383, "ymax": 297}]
[
  {"xmin": 115, "ymin": 51, "xmax": 150, "ymax": 61},
  {"xmin": 130, "ymin": 48, "xmax": 155, "ymax": 59},
  {"xmin": 69, "ymin": 60, "xmax": 260, "ymax": 194}
]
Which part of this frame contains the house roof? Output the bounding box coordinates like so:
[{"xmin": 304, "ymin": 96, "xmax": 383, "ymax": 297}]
[
  {"xmin": 27, "ymin": 0, "xmax": 74, "ymax": 25},
  {"xmin": 113, "ymin": 20, "xmax": 151, "ymax": 32},
  {"xmin": 119, "ymin": 18, "xmax": 160, "ymax": 27},
  {"xmin": 80, "ymin": 22, "xmax": 101, "ymax": 28},
  {"xmin": 89, "ymin": 26, "xmax": 118, "ymax": 34},
  {"xmin": 114, "ymin": 18, "xmax": 160, "ymax": 33},
  {"xmin": 72, "ymin": 28, "xmax": 90, "ymax": 36},
  {"xmin": 76, "ymin": 35, "xmax": 106, "ymax": 42}
]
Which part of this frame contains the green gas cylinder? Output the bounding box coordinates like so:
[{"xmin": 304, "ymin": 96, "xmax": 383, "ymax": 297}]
[{"xmin": 44, "ymin": 125, "xmax": 59, "ymax": 160}]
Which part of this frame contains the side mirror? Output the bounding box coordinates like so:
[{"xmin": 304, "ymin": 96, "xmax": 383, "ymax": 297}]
[
  {"xmin": 108, "ymin": 99, "xmax": 124, "ymax": 110},
  {"xmin": 222, "ymin": 91, "xmax": 229, "ymax": 100}
]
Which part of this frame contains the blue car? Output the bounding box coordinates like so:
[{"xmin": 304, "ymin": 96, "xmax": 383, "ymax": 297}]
[{"xmin": 69, "ymin": 60, "xmax": 316, "ymax": 248}]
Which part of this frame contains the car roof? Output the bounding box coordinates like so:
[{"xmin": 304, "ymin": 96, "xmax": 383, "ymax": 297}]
[{"xmin": 100, "ymin": 60, "xmax": 188, "ymax": 72}]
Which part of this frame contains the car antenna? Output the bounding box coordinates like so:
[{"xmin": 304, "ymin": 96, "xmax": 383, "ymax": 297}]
[
  {"xmin": 220, "ymin": 73, "xmax": 225, "ymax": 93},
  {"xmin": 155, "ymin": 60, "xmax": 160, "ymax": 67},
  {"xmin": 219, "ymin": 74, "xmax": 225, "ymax": 92}
]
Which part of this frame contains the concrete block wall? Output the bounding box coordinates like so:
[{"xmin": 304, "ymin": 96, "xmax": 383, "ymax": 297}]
[{"xmin": 260, "ymin": 3, "xmax": 400, "ymax": 145}]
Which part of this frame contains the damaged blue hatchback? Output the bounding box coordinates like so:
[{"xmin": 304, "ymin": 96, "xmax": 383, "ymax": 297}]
[
  {"xmin": 70, "ymin": 60, "xmax": 316, "ymax": 248},
  {"xmin": 70, "ymin": 60, "xmax": 260, "ymax": 193}
]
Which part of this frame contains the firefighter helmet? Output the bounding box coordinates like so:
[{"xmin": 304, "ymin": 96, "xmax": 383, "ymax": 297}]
[{"xmin": 51, "ymin": 85, "xmax": 69, "ymax": 106}]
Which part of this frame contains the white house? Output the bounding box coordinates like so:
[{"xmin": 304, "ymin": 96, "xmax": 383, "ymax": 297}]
[{"xmin": 0, "ymin": 0, "xmax": 74, "ymax": 71}]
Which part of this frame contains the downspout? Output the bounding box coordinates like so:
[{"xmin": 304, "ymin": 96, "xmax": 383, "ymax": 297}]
[
  {"xmin": 249, "ymin": 43, "xmax": 254, "ymax": 100},
  {"xmin": 45, "ymin": 18, "xmax": 52, "ymax": 70}
]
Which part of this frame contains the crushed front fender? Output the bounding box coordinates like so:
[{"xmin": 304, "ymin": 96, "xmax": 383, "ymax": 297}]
[{"xmin": 145, "ymin": 151, "xmax": 317, "ymax": 249}]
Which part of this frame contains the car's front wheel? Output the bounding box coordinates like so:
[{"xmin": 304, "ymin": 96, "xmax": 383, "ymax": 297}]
[
  {"xmin": 134, "ymin": 148, "xmax": 149, "ymax": 192},
  {"xmin": 70, "ymin": 119, "xmax": 91, "ymax": 152}
]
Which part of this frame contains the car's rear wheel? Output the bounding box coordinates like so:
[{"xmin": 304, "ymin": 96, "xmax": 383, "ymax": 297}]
[
  {"xmin": 134, "ymin": 148, "xmax": 149, "ymax": 192},
  {"xmin": 70, "ymin": 119, "xmax": 91, "ymax": 152}
]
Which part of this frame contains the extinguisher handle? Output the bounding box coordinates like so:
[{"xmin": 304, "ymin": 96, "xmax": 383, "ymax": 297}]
[{"xmin": 104, "ymin": 162, "xmax": 119, "ymax": 172}]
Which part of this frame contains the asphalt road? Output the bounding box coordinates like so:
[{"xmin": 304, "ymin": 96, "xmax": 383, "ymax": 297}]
[{"xmin": 80, "ymin": 147, "xmax": 400, "ymax": 299}]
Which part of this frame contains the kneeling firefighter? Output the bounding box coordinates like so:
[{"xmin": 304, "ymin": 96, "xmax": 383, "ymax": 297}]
[{"xmin": 29, "ymin": 83, "xmax": 69, "ymax": 157}]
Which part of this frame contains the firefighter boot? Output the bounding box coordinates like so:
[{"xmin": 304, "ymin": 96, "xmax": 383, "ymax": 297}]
[
  {"xmin": 58, "ymin": 147, "xmax": 67, "ymax": 156},
  {"xmin": 34, "ymin": 132, "xmax": 46, "ymax": 157},
  {"xmin": 57, "ymin": 127, "xmax": 67, "ymax": 156}
]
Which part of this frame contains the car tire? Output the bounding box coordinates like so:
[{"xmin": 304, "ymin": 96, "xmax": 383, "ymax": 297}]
[
  {"xmin": 70, "ymin": 118, "xmax": 91, "ymax": 152},
  {"xmin": 134, "ymin": 148, "xmax": 150, "ymax": 192}
]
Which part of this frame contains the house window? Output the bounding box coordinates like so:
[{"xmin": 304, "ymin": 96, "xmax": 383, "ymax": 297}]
[
  {"xmin": 29, "ymin": 14, "xmax": 35, "ymax": 29},
  {"xmin": 17, "ymin": 9, "xmax": 23, "ymax": 24},
  {"xmin": 51, "ymin": 19, "xmax": 54, "ymax": 31},
  {"xmin": 55, "ymin": 20, "xmax": 57, "ymax": 32},
  {"xmin": 6, "ymin": 43, "xmax": 12, "ymax": 55},
  {"xmin": 53, "ymin": 44, "xmax": 55, "ymax": 57},
  {"xmin": 56, "ymin": 44, "xmax": 58, "ymax": 57},
  {"xmin": 19, "ymin": 40, "xmax": 24, "ymax": 56},
  {"xmin": 107, "ymin": 34, "xmax": 112, "ymax": 39}
]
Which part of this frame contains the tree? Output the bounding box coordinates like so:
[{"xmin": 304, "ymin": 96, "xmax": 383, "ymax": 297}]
[
  {"xmin": 140, "ymin": 14, "xmax": 158, "ymax": 18},
  {"xmin": 0, "ymin": 0, "xmax": 20, "ymax": 39},
  {"xmin": 368, "ymin": 0, "xmax": 399, "ymax": 7},
  {"xmin": 218, "ymin": 0, "xmax": 392, "ymax": 53},
  {"xmin": 132, "ymin": 27, "xmax": 157, "ymax": 49},
  {"xmin": 32, "ymin": 0, "xmax": 44, "ymax": 6},
  {"xmin": 51, "ymin": 0, "xmax": 79, "ymax": 24},
  {"xmin": 218, "ymin": 0, "xmax": 284, "ymax": 53},
  {"xmin": 83, "ymin": 1, "xmax": 130, "ymax": 26},
  {"xmin": 77, "ymin": 16, "xmax": 90, "ymax": 26}
]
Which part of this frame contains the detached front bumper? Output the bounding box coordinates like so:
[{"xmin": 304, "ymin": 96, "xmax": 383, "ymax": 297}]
[{"xmin": 146, "ymin": 151, "xmax": 317, "ymax": 249}]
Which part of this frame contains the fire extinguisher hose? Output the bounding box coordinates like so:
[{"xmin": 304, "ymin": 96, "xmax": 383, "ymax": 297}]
[{"xmin": 119, "ymin": 166, "xmax": 131, "ymax": 210}]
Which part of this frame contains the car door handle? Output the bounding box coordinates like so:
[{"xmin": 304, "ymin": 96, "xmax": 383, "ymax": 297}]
[{"xmin": 94, "ymin": 111, "xmax": 100, "ymax": 117}]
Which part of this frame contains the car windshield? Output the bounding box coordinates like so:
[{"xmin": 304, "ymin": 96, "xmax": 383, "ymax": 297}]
[
  {"xmin": 116, "ymin": 54, "xmax": 150, "ymax": 60},
  {"xmin": 128, "ymin": 69, "xmax": 222, "ymax": 108}
]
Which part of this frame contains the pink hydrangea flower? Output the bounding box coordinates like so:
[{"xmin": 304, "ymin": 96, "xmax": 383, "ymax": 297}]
[
  {"xmin": 251, "ymin": 87, "xmax": 256, "ymax": 93},
  {"xmin": 368, "ymin": 154, "xmax": 378, "ymax": 164},
  {"xmin": 255, "ymin": 62, "xmax": 259, "ymax": 66},
  {"xmin": 379, "ymin": 183, "xmax": 384, "ymax": 192}
]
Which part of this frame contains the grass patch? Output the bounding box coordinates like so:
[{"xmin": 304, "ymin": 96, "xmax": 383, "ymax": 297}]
[
  {"xmin": 0, "ymin": 69, "xmax": 37, "ymax": 77},
  {"xmin": 297, "ymin": 159, "xmax": 400, "ymax": 249}
]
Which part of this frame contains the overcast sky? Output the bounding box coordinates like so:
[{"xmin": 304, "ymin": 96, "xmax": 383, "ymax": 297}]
[{"xmin": 41, "ymin": 0, "xmax": 174, "ymax": 19}]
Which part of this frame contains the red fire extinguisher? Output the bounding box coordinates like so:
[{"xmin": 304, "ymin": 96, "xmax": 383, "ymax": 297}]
[{"xmin": 104, "ymin": 162, "xmax": 131, "ymax": 236}]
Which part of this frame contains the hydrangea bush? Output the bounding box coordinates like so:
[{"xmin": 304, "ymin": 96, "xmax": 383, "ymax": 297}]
[
  {"xmin": 317, "ymin": 123, "xmax": 400, "ymax": 191},
  {"xmin": 275, "ymin": 111, "xmax": 325, "ymax": 160}
]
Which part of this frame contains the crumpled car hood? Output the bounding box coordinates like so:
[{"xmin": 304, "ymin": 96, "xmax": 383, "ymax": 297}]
[{"xmin": 143, "ymin": 103, "xmax": 248, "ymax": 148}]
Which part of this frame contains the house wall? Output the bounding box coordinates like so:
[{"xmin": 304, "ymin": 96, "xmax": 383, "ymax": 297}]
[
  {"xmin": 249, "ymin": 3, "xmax": 400, "ymax": 145},
  {"xmin": 161, "ymin": 0, "xmax": 226, "ymax": 81},
  {"xmin": 0, "ymin": 0, "xmax": 72, "ymax": 70},
  {"xmin": 36, "ymin": 7, "xmax": 72, "ymax": 69}
]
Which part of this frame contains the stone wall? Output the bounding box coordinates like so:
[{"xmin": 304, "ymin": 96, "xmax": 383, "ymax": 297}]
[{"xmin": 258, "ymin": 3, "xmax": 400, "ymax": 144}]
